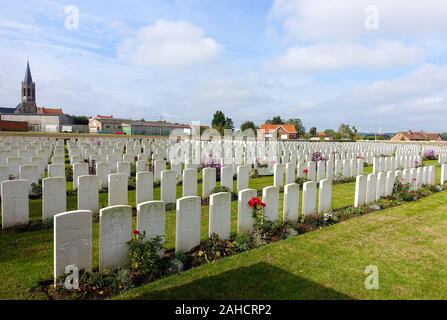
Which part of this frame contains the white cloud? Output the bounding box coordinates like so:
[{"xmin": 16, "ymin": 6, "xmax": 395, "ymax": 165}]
[
  {"xmin": 269, "ymin": 41, "xmax": 424, "ymax": 72},
  {"xmin": 270, "ymin": 0, "xmax": 447, "ymax": 41},
  {"xmin": 118, "ymin": 19, "xmax": 221, "ymax": 67}
]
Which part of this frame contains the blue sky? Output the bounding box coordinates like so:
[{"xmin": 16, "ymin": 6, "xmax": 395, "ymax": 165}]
[{"xmin": 1, "ymin": 0, "xmax": 447, "ymax": 132}]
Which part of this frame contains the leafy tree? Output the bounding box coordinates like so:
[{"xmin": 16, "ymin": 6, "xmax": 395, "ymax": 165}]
[
  {"xmin": 240, "ymin": 121, "xmax": 257, "ymax": 133},
  {"xmin": 224, "ymin": 117, "xmax": 234, "ymax": 130},
  {"xmin": 71, "ymin": 115, "xmax": 89, "ymax": 125},
  {"xmin": 211, "ymin": 110, "xmax": 233, "ymax": 134},
  {"xmin": 266, "ymin": 115, "xmax": 284, "ymax": 125},
  {"xmin": 441, "ymin": 133, "xmax": 447, "ymax": 141},
  {"xmin": 324, "ymin": 129, "xmax": 336, "ymax": 138},
  {"xmin": 338, "ymin": 123, "xmax": 356, "ymax": 140},
  {"xmin": 286, "ymin": 118, "xmax": 305, "ymax": 137},
  {"xmin": 211, "ymin": 110, "xmax": 226, "ymax": 128},
  {"xmin": 309, "ymin": 127, "xmax": 317, "ymax": 137}
]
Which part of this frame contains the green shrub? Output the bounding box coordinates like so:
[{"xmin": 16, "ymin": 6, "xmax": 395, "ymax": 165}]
[
  {"xmin": 31, "ymin": 180, "xmax": 42, "ymax": 197},
  {"xmin": 127, "ymin": 231, "xmax": 164, "ymax": 277},
  {"xmin": 165, "ymin": 203, "xmax": 176, "ymax": 211},
  {"xmin": 212, "ymin": 186, "xmax": 230, "ymax": 194},
  {"xmin": 193, "ymin": 234, "xmax": 236, "ymax": 264},
  {"xmin": 130, "ymin": 163, "xmax": 136, "ymax": 177},
  {"xmin": 128, "ymin": 177, "xmax": 136, "ymax": 190},
  {"xmin": 65, "ymin": 167, "xmax": 73, "ymax": 181},
  {"xmin": 295, "ymin": 177, "xmax": 308, "ymax": 186},
  {"xmin": 233, "ymin": 233, "xmax": 253, "ymax": 252}
]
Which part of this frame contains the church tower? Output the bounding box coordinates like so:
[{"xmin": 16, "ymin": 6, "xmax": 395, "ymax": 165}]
[{"xmin": 17, "ymin": 60, "xmax": 37, "ymax": 113}]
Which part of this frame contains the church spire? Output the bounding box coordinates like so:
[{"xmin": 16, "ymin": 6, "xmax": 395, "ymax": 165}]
[{"xmin": 24, "ymin": 60, "xmax": 33, "ymax": 85}]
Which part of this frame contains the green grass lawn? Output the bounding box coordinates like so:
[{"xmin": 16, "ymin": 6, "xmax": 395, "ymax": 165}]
[{"xmin": 0, "ymin": 161, "xmax": 443, "ymax": 299}]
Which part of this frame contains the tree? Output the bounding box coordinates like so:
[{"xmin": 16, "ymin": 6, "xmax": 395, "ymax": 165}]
[
  {"xmin": 324, "ymin": 129, "xmax": 336, "ymax": 138},
  {"xmin": 224, "ymin": 117, "xmax": 234, "ymax": 130},
  {"xmin": 71, "ymin": 115, "xmax": 89, "ymax": 125},
  {"xmin": 309, "ymin": 127, "xmax": 317, "ymax": 137},
  {"xmin": 441, "ymin": 133, "xmax": 447, "ymax": 141},
  {"xmin": 286, "ymin": 118, "xmax": 305, "ymax": 137},
  {"xmin": 338, "ymin": 123, "xmax": 356, "ymax": 140},
  {"xmin": 266, "ymin": 115, "xmax": 284, "ymax": 125},
  {"xmin": 240, "ymin": 121, "xmax": 257, "ymax": 133},
  {"xmin": 211, "ymin": 110, "xmax": 233, "ymax": 134}
]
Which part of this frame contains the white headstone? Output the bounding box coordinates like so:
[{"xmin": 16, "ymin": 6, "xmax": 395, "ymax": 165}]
[
  {"xmin": 137, "ymin": 200, "xmax": 165, "ymax": 243},
  {"xmin": 237, "ymin": 188, "xmax": 257, "ymax": 234},
  {"xmin": 209, "ymin": 192, "xmax": 231, "ymax": 239},
  {"xmin": 273, "ymin": 164, "xmax": 285, "ymax": 187},
  {"xmin": 99, "ymin": 205, "xmax": 132, "ymax": 271},
  {"xmin": 136, "ymin": 171, "xmax": 153, "ymax": 205},
  {"xmin": 354, "ymin": 175, "xmax": 366, "ymax": 207},
  {"xmin": 108, "ymin": 173, "xmax": 128, "ymax": 206},
  {"xmin": 366, "ymin": 173, "xmax": 377, "ymax": 204},
  {"xmin": 220, "ymin": 166, "xmax": 233, "ymax": 192},
  {"xmin": 237, "ymin": 165, "xmax": 249, "ymax": 191},
  {"xmin": 78, "ymin": 175, "xmax": 99, "ymax": 213},
  {"xmin": 175, "ymin": 196, "xmax": 201, "ymax": 253},
  {"xmin": 262, "ymin": 186, "xmax": 279, "ymax": 222},
  {"xmin": 202, "ymin": 167, "xmax": 216, "ymax": 198},
  {"xmin": 153, "ymin": 159, "xmax": 166, "ymax": 182},
  {"xmin": 72, "ymin": 163, "xmax": 88, "ymax": 190},
  {"xmin": 54, "ymin": 210, "xmax": 92, "ymax": 280},
  {"xmin": 42, "ymin": 177, "xmax": 66, "ymax": 221},
  {"xmin": 302, "ymin": 181, "xmax": 317, "ymax": 216},
  {"xmin": 160, "ymin": 170, "xmax": 177, "ymax": 204},
  {"xmin": 1, "ymin": 179, "xmax": 29, "ymax": 229},
  {"xmin": 19, "ymin": 164, "xmax": 39, "ymax": 194},
  {"xmin": 48, "ymin": 163, "xmax": 65, "ymax": 178},
  {"xmin": 318, "ymin": 179, "xmax": 332, "ymax": 213},
  {"xmin": 182, "ymin": 168, "xmax": 197, "ymax": 197},
  {"xmin": 117, "ymin": 161, "xmax": 131, "ymax": 178},
  {"xmin": 283, "ymin": 183, "xmax": 299, "ymax": 222}
]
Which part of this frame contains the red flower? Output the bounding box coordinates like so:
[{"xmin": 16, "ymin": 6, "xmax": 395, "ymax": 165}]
[
  {"xmin": 412, "ymin": 178, "xmax": 417, "ymax": 181},
  {"xmin": 248, "ymin": 197, "xmax": 264, "ymax": 208},
  {"xmin": 303, "ymin": 168, "xmax": 308, "ymax": 174},
  {"xmin": 260, "ymin": 202, "xmax": 266, "ymax": 207},
  {"xmin": 248, "ymin": 198, "xmax": 255, "ymax": 207},
  {"xmin": 133, "ymin": 230, "xmax": 140, "ymax": 235}
]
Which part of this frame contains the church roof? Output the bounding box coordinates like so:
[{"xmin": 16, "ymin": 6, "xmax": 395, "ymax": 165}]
[
  {"xmin": 37, "ymin": 107, "xmax": 64, "ymax": 115},
  {"xmin": 24, "ymin": 61, "xmax": 33, "ymax": 84}
]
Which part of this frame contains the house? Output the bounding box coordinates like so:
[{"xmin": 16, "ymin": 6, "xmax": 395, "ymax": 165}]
[
  {"xmin": 311, "ymin": 132, "xmax": 333, "ymax": 141},
  {"xmin": 259, "ymin": 124, "xmax": 297, "ymax": 140},
  {"xmin": 390, "ymin": 130, "xmax": 442, "ymax": 141},
  {"xmin": 88, "ymin": 116, "xmax": 190, "ymax": 136}
]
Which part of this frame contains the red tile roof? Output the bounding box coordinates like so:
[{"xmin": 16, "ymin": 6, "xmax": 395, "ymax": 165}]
[
  {"xmin": 260, "ymin": 124, "xmax": 297, "ymax": 133},
  {"xmin": 394, "ymin": 131, "xmax": 441, "ymax": 141},
  {"xmin": 37, "ymin": 107, "xmax": 64, "ymax": 115}
]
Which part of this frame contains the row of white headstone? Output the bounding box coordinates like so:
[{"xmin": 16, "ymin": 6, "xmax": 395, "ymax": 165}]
[
  {"xmin": 372, "ymin": 155, "xmax": 421, "ymax": 173},
  {"xmin": 53, "ymin": 177, "xmax": 335, "ymax": 282},
  {"xmin": 273, "ymin": 159, "xmax": 364, "ymax": 185},
  {"xmin": 355, "ymin": 166, "xmax": 437, "ymax": 207}
]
